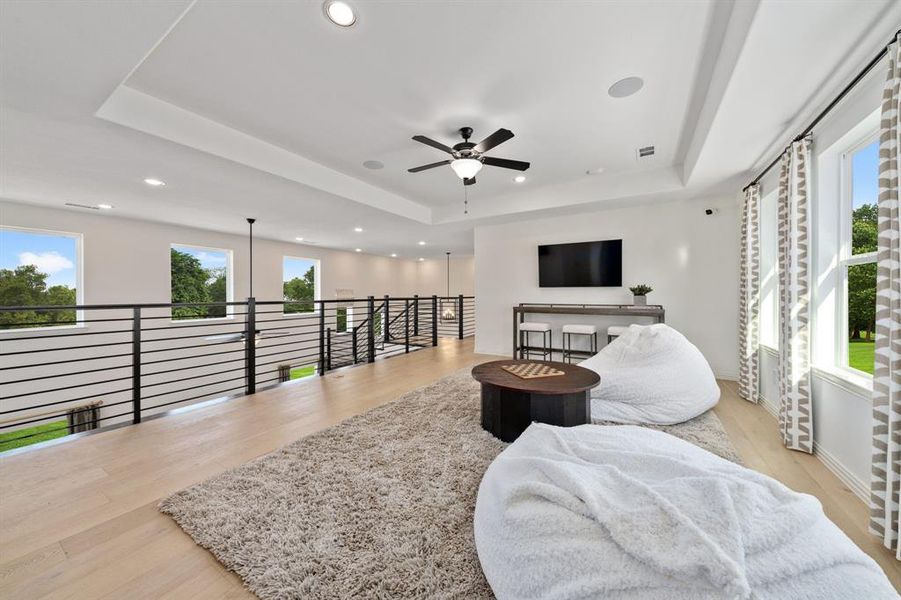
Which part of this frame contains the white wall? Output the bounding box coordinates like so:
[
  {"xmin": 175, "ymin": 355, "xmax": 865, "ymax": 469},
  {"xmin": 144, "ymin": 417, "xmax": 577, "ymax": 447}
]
[
  {"xmin": 415, "ymin": 255, "xmax": 475, "ymax": 296},
  {"xmin": 0, "ymin": 201, "xmax": 428, "ymax": 303},
  {"xmin": 474, "ymin": 196, "xmax": 740, "ymax": 378}
]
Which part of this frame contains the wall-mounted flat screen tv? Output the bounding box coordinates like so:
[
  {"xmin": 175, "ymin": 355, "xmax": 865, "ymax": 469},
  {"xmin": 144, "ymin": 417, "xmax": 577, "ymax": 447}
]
[{"xmin": 538, "ymin": 239, "xmax": 622, "ymax": 287}]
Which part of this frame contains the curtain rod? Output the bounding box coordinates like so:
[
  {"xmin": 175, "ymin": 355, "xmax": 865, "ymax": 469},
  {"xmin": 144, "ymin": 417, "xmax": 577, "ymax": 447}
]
[{"xmin": 742, "ymin": 28, "xmax": 900, "ymax": 193}]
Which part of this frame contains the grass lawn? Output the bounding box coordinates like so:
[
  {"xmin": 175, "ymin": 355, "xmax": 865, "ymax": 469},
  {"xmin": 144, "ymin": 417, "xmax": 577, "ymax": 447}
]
[
  {"xmin": 848, "ymin": 339, "xmax": 875, "ymax": 374},
  {"xmin": 290, "ymin": 365, "xmax": 316, "ymax": 380},
  {"xmin": 0, "ymin": 420, "xmax": 67, "ymax": 453}
]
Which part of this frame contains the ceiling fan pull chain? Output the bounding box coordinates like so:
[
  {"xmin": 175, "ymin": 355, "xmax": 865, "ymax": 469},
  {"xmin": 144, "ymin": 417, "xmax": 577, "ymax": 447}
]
[{"xmin": 464, "ymin": 184, "xmax": 468, "ymax": 214}]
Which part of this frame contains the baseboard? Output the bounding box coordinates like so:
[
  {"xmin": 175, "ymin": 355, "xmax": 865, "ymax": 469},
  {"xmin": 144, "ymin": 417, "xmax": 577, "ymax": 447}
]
[
  {"xmin": 758, "ymin": 392, "xmax": 868, "ymax": 504},
  {"xmin": 813, "ymin": 441, "xmax": 870, "ymax": 503}
]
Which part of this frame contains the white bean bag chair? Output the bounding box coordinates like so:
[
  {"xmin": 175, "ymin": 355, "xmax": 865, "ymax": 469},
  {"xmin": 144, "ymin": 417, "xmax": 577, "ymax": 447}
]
[
  {"xmin": 580, "ymin": 323, "xmax": 719, "ymax": 425},
  {"xmin": 474, "ymin": 423, "xmax": 897, "ymax": 600}
]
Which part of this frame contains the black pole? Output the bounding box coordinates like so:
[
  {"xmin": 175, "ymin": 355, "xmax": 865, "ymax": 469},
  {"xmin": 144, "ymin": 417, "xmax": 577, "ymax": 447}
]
[
  {"xmin": 326, "ymin": 327, "xmax": 332, "ymax": 370},
  {"xmin": 246, "ymin": 218, "xmax": 256, "ymax": 298},
  {"xmin": 383, "ymin": 294, "xmax": 390, "ymax": 342},
  {"xmin": 245, "ymin": 297, "xmax": 256, "ymax": 394},
  {"xmin": 367, "ymin": 296, "xmax": 375, "ymax": 363},
  {"xmin": 405, "ymin": 299, "xmax": 410, "ymax": 353},
  {"xmin": 318, "ymin": 302, "xmax": 325, "ymax": 376},
  {"xmin": 431, "ymin": 295, "xmax": 438, "ymax": 346},
  {"xmin": 352, "ymin": 328, "xmax": 358, "ymax": 364},
  {"xmin": 132, "ymin": 306, "xmax": 142, "ymax": 424},
  {"xmin": 413, "ymin": 294, "xmax": 419, "ymax": 336},
  {"xmin": 743, "ymin": 28, "xmax": 900, "ymax": 192},
  {"xmin": 458, "ymin": 294, "xmax": 464, "ymax": 339}
]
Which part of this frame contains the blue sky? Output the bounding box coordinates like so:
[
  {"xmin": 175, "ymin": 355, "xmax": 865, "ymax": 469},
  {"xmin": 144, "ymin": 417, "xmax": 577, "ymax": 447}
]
[
  {"xmin": 284, "ymin": 256, "xmax": 316, "ymax": 282},
  {"xmin": 0, "ymin": 229, "xmax": 77, "ymax": 287},
  {"xmin": 172, "ymin": 244, "xmax": 229, "ymax": 276},
  {"xmin": 852, "ymin": 140, "xmax": 879, "ymax": 209}
]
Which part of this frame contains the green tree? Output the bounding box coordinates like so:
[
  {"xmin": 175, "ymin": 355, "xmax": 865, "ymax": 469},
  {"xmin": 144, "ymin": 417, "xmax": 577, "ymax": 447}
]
[
  {"xmin": 0, "ymin": 265, "xmax": 76, "ymax": 327},
  {"xmin": 170, "ymin": 249, "xmax": 212, "ymax": 319},
  {"xmin": 848, "ymin": 203, "xmax": 878, "ymax": 340},
  {"xmin": 283, "ymin": 266, "xmax": 315, "ymax": 314},
  {"xmin": 206, "ymin": 267, "xmax": 227, "ymax": 318}
]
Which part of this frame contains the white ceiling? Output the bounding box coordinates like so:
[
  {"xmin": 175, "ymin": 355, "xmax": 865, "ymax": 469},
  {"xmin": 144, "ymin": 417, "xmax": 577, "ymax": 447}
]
[{"xmin": 1, "ymin": 0, "xmax": 899, "ymax": 257}]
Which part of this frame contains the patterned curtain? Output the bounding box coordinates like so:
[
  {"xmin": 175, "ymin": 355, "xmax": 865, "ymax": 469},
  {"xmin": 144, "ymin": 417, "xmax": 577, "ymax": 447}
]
[
  {"xmin": 870, "ymin": 33, "xmax": 901, "ymax": 557},
  {"xmin": 738, "ymin": 184, "xmax": 761, "ymax": 403},
  {"xmin": 777, "ymin": 137, "xmax": 813, "ymax": 454}
]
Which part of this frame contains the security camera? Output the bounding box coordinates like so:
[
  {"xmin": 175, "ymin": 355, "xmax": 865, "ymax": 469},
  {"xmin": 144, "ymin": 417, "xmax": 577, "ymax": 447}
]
[{"xmin": 705, "ymin": 208, "xmax": 718, "ymax": 216}]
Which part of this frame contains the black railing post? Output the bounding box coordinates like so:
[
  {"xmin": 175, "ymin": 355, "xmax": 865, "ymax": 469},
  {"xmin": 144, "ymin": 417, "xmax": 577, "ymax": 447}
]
[
  {"xmin": 431, "ymin": 295, "xmax": 438, "ymax": 346},
  {"xmin": 405, "ymin": 299, "xmax": 410, "ymax": 353},
  {"xmin": 245, "ymin": 297, "xmax": 256, "ymax": 394},
  {"xmin": 132, "ymin": 306, "xmax": 142, "ymax": 424},
  {"xmin": 326, "ymin": 327, "xmax": 332, "ymax": 370},
  {"xmin": 383, "ymin": 294, "xmax": 390, "ymax": 342},
  {"xmin": 318, "ymin": 301, "xmax": 325, "ymax": 376},
  {"xmin": 367, "ymin": 295, "xmax": 375, "ymax": 363},
  {"xmin": 413, "ymin": 294, "xmax": 419, "ymax": 336},
  {"xmin": 352, "ymin": 329, "xmax": 358, "ymax": 363},
  {"xmin": 458, "ymin": 294, "xmax": 464, "ymax": 339}
]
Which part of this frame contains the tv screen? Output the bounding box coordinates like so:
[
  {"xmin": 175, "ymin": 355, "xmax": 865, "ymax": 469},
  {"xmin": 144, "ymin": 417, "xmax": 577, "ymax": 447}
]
[{"xmin": 538, "ymin": 240, "xmax": 622, "ymax": 287}]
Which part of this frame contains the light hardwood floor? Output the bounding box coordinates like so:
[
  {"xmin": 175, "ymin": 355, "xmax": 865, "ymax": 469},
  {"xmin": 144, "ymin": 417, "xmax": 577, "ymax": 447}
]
[{"xmin": 0, "ymin": 339, "xmax": 897, "ymax": 598}]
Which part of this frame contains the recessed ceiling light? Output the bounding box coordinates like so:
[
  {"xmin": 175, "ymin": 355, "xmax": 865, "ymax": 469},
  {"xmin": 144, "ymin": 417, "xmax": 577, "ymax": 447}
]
[
  {"xmin": 354, "ymin": 227, "xmax": 363, "ymax": 232},
  {"xmin": 418, "ymin": 241, "xmax": 426, "ymax": 246},
  {"xmin": 355, "ymin": 248, "xmax": 362, "ymax": 252},
  {"xmin": 143, "ymin": 178, "xmax": 166, "ymax": 187},
  {"xmin": 608, "ymin": 77, "xmax": 644, "ymax": 98},
  {"xmin": 96, "ymin": 203, "xmax": 114, "ymax": 210},
  {"xmin": 324, "ymin": 1, "xmax": 356, "ymax": 27},
  {"xmin": 363, "ymin": 160, "xmax": 384, "ymax": 170},
  {"xmin": 418, "ymin": 257, "xmax": 425, "ymax": 262},
  {"xmin": 295, "ymin": 237, "xmax": 304, "ymax": 241},
  {"xmin": 390, "ymin": 253, "xmax": 397, "ymax": 258},
  {"xmin": 513, "ymin": 175, "xmax": 526, "ymax": 183}
]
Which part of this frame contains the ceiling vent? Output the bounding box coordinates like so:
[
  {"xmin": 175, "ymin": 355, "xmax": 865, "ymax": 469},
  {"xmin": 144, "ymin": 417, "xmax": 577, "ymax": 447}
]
[
  {"xmin": 64, "ymin": 202, "xmax": 100, "ymax": 210},
  {"xmin": 636, "ymin": 145, "xmax": 655, "ymax": 159}
]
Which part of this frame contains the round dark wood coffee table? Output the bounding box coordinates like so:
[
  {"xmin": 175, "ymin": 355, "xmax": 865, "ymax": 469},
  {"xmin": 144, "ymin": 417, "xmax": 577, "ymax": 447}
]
[{"xmin": 472, "ymin": 359, "xmax": 601, "ymax": 442}]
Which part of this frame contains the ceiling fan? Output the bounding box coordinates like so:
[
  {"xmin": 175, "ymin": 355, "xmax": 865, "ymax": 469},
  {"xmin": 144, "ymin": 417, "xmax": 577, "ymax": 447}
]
[
  {"xmin": 204, "ymin": 218, "xmax": 292, "ymax": 345},
  {"xmin": 407, "ymin": 127, "xmax": 530, "ymax": 186}
]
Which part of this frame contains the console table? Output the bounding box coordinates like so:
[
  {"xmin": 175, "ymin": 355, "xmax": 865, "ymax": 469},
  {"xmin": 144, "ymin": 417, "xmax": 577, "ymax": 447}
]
[{"xmin": 512, "ymin": 302, "xmax": 665, "ymax": 359}]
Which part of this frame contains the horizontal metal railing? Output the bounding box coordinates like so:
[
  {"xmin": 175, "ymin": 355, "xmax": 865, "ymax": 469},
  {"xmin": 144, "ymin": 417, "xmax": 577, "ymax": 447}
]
[{"xmin": 0, "ymin": 295, "xmax": 474, "ymax": 452}]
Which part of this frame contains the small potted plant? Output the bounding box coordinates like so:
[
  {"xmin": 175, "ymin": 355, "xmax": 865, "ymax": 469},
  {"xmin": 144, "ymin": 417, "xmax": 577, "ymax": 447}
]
[{"xmin": 629, "ymin": 284, "xmax": 653, "ymax": 306}]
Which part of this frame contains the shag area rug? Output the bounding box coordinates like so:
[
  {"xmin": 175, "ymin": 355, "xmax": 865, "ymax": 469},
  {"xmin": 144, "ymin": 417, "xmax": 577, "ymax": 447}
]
[{"xmin": 160, "ymin": 368, "xmax": 740, "ymax": 599}]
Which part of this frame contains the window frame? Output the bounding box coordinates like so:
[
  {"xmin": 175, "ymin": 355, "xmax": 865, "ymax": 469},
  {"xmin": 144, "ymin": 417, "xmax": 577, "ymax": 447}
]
[
  {"xmin": 169, "ymin": 243, "xmax": 234, "ymax": 323},
  {"xmin": 282, "ymin": 255, "xmax": 321, "ymax": 317},
  {"xmin": 836, "ymin": 132, "xmax": 879, "ymax": 377},
  {"xmin": 0, "ymin": 225, "xmax": 84, "ymax": 333}
]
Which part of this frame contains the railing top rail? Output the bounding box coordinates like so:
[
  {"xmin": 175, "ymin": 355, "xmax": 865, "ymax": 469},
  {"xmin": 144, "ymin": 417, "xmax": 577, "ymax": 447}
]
[{"xmin": 0, "ymin": 295, "xmax": 475, "ymax": 312}]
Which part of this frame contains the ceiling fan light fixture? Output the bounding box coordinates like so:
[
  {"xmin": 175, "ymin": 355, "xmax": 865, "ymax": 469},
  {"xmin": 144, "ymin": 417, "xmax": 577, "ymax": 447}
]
[{"xmin": 450, "ymin": 158, "xmax": 482, "ymax": 180}]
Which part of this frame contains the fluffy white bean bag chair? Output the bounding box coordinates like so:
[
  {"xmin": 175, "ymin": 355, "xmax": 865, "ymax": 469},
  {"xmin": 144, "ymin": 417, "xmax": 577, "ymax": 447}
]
[
  {"xmin": 474, "ymin": 423, "xmax": 897, "ymax": 600},
  {"xmin": 580, "ymin": 323, "xmax": 719, "ymax": 425}
]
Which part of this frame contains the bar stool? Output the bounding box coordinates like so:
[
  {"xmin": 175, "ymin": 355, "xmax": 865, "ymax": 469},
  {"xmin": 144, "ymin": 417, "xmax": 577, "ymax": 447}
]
[
  {"xmin": 607, "ymin": 325, "xmax": 630, "ymax": 343},
  {"xmin": 519, "ymin": 322, "xmax": 552, "ymax": 360},
  {"xmin": 562, "ymin": 324, "xmax": 598, "ymax": 363}
]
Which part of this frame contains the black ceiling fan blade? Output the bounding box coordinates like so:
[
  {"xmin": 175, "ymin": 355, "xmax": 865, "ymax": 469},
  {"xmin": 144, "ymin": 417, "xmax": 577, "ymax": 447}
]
[
  {"xmin": 407, "ymin": 160, "xmax": 451, "ymax": 173},
  {"xmin": 473, "ymin": 128, "xmax": 514, "ymax": 153},
  {"xmin": 481, "ymin": 156, "xmax": 530, "ymax": 171},
  {"xmin": 412, "ymin": 135, "xmax": 455, "ymax": 155},
  {"xmin": 464, "ymin": 177, "xmax": 476, "ymax": 186}
]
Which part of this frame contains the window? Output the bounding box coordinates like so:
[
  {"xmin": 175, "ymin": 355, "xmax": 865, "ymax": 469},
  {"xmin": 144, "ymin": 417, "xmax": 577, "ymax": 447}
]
[
  {"xmin": 283, "ymin": 256, "xmax": 319, "ymax": 314},
  {"xmin": 170, "ymin": 244, "xmax": 232, "ymax": 320},
  {"xmin": 840, "ymin": 138, "xmax": 878, "ymax": 375},
  {"xmin": 0, "ymin": 226, "xmax": 81, "ymax": 329}
]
